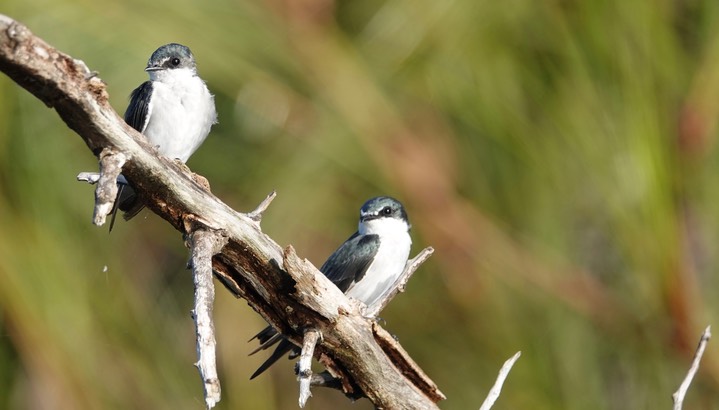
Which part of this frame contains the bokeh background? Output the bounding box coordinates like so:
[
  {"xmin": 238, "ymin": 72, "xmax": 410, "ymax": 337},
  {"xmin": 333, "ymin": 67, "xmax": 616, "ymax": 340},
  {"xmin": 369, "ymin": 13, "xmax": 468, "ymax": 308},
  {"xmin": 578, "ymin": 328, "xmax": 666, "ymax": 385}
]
[{"xmin": 2, "ymin": 0, "xmax": 719, "ymax": 409}]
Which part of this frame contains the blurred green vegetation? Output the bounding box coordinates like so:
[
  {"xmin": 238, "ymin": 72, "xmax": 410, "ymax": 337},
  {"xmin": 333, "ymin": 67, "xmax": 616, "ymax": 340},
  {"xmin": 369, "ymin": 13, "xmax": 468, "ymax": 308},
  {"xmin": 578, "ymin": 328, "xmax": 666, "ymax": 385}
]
[{"xmin": 2, "ymin": 0, "xmax": 719, "ymax": 408}]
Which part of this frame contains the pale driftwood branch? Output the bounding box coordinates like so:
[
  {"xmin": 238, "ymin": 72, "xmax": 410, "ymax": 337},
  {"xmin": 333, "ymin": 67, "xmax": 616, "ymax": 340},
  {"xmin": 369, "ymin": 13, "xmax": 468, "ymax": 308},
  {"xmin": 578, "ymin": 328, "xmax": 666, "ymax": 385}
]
[
  {"xmin": 77, "ymin": 172, "xmax": 128, "ymax": 185},
  {"xmin": 187, "ymin": 228, "xmax": 229, "ymax": 409},
  {"xmin": 672, "ymin": 326, "xmax": 711, "ymax": 410},
  {"xmin": 478, "ymin": 351, "xmax": 521, "ymax": 410},
  {"xmin": 93, "ymin": 148, "xmax": 126, "ymax": 226},
  {"xmin": 77, "ymin": 172, "xmax": 101, "ymax": 184},
  {"xmin": 366, "ymin": 246, "xmax": 434, "ymax": 318},
  {"xmin": 298, "ymin": 328, "xmax": 321, "ymax": 407},
  {"xmin": 247, "ymin": 190, "xmax": 276, "ymax": 223},
  {"xmin": 0, "ymin": 15, "xmax": 443, "ymax": 409}
]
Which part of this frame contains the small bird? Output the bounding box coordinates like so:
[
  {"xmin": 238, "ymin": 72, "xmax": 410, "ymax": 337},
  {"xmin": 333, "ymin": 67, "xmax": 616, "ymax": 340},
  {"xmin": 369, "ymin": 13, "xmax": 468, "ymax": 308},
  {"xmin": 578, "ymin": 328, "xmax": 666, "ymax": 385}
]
[
  {"xmin": 249, "ymin": 196, "xmax": 412, "ymax": 379},
  {"xmin": 110, "ymin": 43, "xmax": 217, "ymax": 229}
]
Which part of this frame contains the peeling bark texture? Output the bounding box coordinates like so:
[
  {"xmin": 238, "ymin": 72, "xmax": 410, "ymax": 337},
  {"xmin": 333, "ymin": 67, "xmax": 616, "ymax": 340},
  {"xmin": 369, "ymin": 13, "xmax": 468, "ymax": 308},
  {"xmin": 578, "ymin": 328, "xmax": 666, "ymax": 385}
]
[
  {"xmin": 0, "ymin": 14, "xmax": 444, "ymax": 409},
  {"xmin": 298, "ymin": 328, "xmax": 321, "ymax": 407},
  {"xmin": 188, "ymin": 229, "xmax": 229, "ymax": 409},
  {"xmin": 94, "ymin": 149, "xmax": 126, "ymax": 226}
]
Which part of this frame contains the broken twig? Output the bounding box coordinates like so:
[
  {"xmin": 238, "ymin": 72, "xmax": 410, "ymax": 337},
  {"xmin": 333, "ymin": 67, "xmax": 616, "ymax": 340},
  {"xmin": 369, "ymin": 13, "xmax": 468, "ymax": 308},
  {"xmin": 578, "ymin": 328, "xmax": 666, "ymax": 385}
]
[
  {"xmin": 298, "ymin": 328, "xmax": 322, "ymax": 407},
  {"xmin": 672, "ymin": 326, "xmax": 711, "ymax": 410},
  {"xmin": 188, "ymin": 229, "xmax": 229, "ymax": 409},
  {"xmin": 479, "ymin": 351, "xmax": 521, "ymax": 410},
  {"xmin": 92, "ymin": 148, "xmax": 126, "ymax": 226},
  {"xmin": 247, "ymin": 190, "xmax": 277, "ymax": 223},
  {"xmin": 365, "ymin": 246, "xmax": 434, "ymax": 318}
]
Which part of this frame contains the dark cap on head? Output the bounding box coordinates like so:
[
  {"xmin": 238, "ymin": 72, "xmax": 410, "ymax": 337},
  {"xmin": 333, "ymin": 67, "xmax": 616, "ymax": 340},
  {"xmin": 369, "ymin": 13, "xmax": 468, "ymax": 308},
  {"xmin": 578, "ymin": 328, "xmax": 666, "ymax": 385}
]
[
  {"xmin": 145, "ymin": 43, "xmax": 196, "ymax": 71},
  {"xmin": 359, "ymin": 196, "xmax": 409, "ymax": 224}
]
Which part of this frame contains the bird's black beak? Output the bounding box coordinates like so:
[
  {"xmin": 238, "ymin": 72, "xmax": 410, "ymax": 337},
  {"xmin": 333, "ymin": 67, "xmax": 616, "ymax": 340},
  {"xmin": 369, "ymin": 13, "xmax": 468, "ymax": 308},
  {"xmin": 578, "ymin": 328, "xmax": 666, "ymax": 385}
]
[
  {"xmin": 360, "ymin": 213, "xmax": 380, "ymax": 222},
  {"xmin": 145, "ymin": 65, "xmax": 162, "ymax": 72}
]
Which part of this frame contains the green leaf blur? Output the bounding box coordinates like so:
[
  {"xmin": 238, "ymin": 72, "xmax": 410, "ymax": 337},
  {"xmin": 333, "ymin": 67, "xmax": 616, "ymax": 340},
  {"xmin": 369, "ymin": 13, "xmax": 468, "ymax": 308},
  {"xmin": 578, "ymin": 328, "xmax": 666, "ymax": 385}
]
[{"xmin": 2, "ymin": 0, "xmax": 719, "ymax": 409}]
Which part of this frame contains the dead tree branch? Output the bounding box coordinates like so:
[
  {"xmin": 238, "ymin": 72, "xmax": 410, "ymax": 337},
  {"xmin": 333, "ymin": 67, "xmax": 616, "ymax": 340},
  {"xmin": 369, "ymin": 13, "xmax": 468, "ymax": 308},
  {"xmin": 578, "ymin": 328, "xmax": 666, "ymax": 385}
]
[
  {"xmin": 0, "ymin": 14, "xmax": 444, "ymax": 409},
  {"xmin": 93, "ymin": 148, "xmax": 126, "ymax": 226},
  {"xmin": 366, "ymin": 246, "xmax": 434, "ymax": 318},
  {"xmin": 247, "ymin": 190, "xmax": 276, "ymax": 224},
  {"xmin": 298, "ymin": 328, "xmax": 321, "ymax": 407},
  {"xmin": 672, "ymin": 326, "xmax": 711, "ymax": 410},
  {"xmin": 187, "ymin": 228, "xmax": 229, "ymax": 409},
  {"xmin": 479, "ymin": 351, "xmax": 521, "ymax": 410}
]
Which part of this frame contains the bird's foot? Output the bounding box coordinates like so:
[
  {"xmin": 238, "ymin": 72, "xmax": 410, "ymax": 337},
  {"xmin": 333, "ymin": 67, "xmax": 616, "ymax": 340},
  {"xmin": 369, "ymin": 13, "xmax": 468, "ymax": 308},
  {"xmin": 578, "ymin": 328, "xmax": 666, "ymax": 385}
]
[
  {"xmin": 192, "ymin": 173, "xmax": 211, "ymax": 191},
  {"xmin": 170, "ymin": 158, "xmax": 211, "ymax": 191}
]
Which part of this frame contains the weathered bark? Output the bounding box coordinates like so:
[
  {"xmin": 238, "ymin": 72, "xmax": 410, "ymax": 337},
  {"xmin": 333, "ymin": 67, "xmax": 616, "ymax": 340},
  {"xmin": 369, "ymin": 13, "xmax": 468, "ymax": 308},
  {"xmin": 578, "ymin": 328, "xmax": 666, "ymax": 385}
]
[
  {"xmin": 188, "ymin": 229, "xmax": 229, "ymax": 408},
  {"xmin": 0, "ymin": 14, "xmax": 444, "ymax": 409}
]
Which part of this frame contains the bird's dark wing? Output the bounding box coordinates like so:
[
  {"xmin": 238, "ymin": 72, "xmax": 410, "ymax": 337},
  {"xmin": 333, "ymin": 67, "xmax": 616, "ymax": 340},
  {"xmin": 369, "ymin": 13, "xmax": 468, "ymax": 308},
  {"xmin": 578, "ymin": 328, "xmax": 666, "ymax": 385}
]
[
  {"xmin": 124, "ymin": 81, "xmax": 152, "ymax": 132},
  {"xmin": 109, "ymin": 82, "xmax": 153, "ymax": 230},
  {"xmin": 249, "ymin": 326, "xmax": 279, "ymax": 345},
  {"xmin": 248, "ymin": 326, "xmax": 302, "ymax": 379},
  {"xmin": 108, "ymin": 183, "xmax": 130, "ymax": 232},
  {"xmin": 248, "ymin": 326, "xmax": 283, "ymax": 355},
  {"xmin": 248, "ymin": 232, "xmax": 380, "ymax": 379},
  {"xmin": 107, "ymin": 178, "xmax": 145, "ymax": 231},
  {"xmin": 321, "ymin": 232, "xmax": 380, "ymax": 292},
  {"xmin": 250, "ymin": 339, "xmax": 297, "ymax": 380}
]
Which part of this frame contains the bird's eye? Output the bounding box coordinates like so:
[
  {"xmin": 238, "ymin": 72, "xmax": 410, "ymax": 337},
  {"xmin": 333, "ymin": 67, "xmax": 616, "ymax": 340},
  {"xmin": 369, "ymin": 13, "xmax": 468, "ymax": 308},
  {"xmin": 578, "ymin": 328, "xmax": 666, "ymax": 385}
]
[
  {"xmin": 382, "ymin": 206, "xmax": 392, "ymax": 215},
  {"xmin": 171, "ymin": 57, "xmax": 181, "ymax": 66}
]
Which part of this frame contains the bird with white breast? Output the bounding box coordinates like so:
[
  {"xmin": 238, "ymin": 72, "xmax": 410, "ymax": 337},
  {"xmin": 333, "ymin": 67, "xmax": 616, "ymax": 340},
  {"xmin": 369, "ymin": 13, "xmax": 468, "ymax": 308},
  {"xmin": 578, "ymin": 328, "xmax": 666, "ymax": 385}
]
[
  {"xmin": 249, "ymin": 196, "xmax": 413, "ymax": 379},
  {"xmin": 111, "ymin": 43, "xmax": 217, "ymax": 228}
]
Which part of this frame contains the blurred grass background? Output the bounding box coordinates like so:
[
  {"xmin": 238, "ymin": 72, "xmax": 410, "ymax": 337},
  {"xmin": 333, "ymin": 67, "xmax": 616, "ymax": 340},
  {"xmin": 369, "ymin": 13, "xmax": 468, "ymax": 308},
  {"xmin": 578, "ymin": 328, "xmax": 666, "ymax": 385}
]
[{"xmin": 2, "ymin": 0, "xmax": 719, "ymax": 408}]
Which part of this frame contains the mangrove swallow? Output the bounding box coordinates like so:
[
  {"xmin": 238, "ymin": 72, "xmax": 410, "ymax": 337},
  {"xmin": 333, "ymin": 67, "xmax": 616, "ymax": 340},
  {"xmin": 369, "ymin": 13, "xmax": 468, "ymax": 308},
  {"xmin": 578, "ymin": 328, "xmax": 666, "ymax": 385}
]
[
  {"xmin": 110, "ymin": 43, "xmax": 217, "ymax": 229},
  {"xmin": 248, "ymin": 196, "xmax": 412, "ymax": 379}
]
